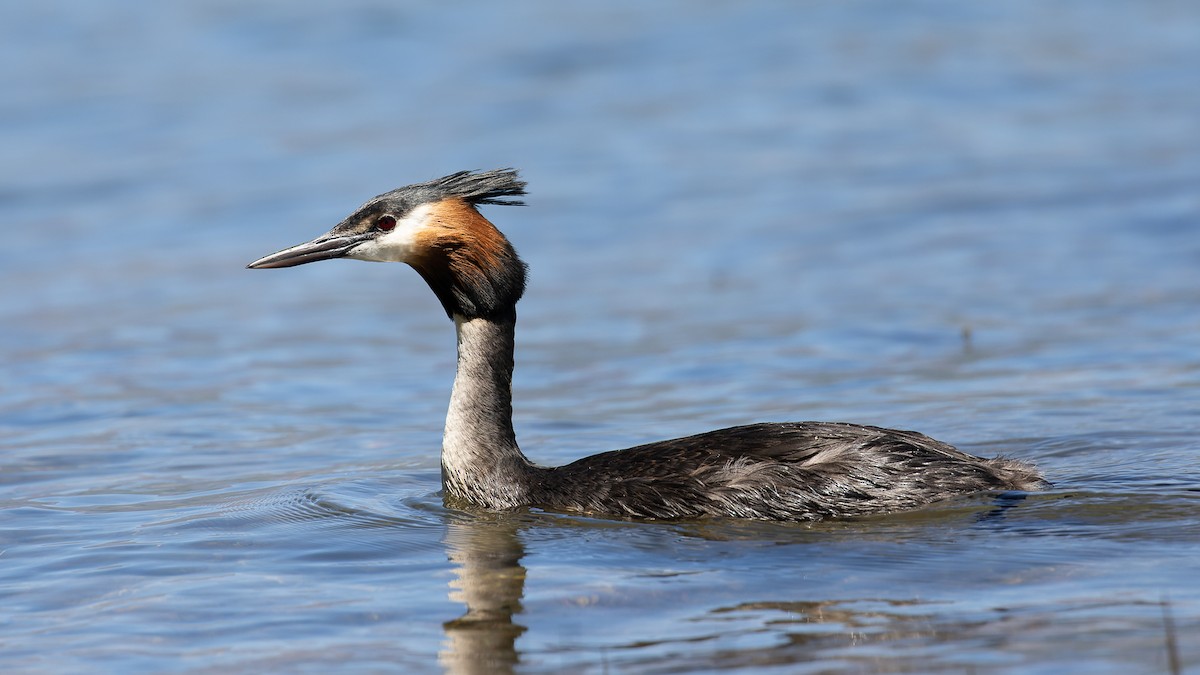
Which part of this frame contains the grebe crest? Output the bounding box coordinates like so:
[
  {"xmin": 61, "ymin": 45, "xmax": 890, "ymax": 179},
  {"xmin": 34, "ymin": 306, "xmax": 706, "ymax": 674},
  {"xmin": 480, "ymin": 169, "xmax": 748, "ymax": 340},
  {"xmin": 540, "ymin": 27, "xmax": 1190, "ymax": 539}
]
[{"xmin": 249, "ymin": 169, "xmax": 1049, "ymax": 521}]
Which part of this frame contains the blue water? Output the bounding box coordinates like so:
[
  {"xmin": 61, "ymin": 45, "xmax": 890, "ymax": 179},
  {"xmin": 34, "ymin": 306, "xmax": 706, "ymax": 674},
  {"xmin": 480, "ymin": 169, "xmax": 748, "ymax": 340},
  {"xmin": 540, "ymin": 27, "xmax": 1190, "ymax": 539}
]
[{"xmin": 2, "ymin": 1, "xmax": 1198, "ymax": 672}]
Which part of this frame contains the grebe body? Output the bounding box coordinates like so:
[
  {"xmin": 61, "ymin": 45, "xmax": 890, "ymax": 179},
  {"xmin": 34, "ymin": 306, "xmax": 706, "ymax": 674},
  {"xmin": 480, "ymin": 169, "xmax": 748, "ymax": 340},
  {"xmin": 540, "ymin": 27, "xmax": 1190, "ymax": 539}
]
[{"xmin": 248, "ymin": 169, "xmax": 1047, "ymax": 521}]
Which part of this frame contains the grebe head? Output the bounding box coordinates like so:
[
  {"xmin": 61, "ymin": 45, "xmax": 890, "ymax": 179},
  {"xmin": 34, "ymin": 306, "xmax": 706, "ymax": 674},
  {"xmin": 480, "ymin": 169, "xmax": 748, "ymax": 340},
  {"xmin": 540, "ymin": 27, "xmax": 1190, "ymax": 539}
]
[{"xmin": 247, "ymin": 169, "xmax": 528, "ymax": 320}]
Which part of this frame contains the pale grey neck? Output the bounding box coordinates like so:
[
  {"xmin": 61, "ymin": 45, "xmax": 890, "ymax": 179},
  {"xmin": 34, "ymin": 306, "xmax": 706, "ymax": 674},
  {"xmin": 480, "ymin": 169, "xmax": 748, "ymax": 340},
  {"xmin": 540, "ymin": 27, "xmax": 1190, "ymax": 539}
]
[{"xmin": 442, "ymin": 314, "xmax": 537, "ymax": 509}]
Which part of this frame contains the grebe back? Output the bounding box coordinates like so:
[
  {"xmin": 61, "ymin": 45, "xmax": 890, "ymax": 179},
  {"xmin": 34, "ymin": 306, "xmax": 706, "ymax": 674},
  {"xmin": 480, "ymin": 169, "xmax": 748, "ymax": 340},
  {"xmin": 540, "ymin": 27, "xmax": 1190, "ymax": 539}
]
[{"xmin": 248, "ymin": 169, "xmax": 1048, "ymax": 521}]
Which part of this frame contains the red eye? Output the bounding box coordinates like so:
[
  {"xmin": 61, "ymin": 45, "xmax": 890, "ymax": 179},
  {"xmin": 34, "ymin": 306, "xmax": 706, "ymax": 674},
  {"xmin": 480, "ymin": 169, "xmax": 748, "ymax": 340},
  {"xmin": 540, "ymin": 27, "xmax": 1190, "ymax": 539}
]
[{"xmin": 375, "ymin": 215, "xmax": 396, "ymax": 232}]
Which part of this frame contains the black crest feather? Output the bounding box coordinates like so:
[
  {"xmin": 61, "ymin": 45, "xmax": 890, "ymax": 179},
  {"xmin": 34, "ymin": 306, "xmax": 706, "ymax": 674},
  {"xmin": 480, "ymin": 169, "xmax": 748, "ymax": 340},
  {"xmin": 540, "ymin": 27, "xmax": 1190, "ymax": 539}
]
[{"xmin": 416, "ymin": 168, "xmax": 527, "ymax": 207}]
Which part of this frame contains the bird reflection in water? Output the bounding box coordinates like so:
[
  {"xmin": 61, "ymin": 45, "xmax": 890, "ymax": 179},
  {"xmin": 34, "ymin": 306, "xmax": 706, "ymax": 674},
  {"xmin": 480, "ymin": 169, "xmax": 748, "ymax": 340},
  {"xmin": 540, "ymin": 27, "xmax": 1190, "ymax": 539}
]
[{"xmin": 440, "ymin": 518, "xmax": 527, "ymax": 675}]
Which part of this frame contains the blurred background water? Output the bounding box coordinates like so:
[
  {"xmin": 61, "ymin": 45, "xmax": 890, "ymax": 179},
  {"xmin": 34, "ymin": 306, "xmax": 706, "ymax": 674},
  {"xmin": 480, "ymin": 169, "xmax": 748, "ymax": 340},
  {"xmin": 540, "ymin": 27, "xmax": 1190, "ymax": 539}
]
[{"xmin": 1, "ymin": 1, "xmax": 1198, "ymax": 673}]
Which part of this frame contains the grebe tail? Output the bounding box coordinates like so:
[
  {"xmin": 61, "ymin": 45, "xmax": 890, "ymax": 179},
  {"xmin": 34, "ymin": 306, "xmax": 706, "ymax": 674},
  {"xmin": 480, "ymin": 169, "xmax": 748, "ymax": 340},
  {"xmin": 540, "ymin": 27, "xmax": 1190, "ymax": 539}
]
[{"xmin": 248, "ymin": 169, "xmax": 1048, "ymax": 521}]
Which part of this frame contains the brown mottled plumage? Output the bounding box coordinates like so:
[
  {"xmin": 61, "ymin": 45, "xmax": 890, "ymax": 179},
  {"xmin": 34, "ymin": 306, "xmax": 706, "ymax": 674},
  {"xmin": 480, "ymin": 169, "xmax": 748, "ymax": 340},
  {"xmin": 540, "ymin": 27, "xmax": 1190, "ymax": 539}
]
[{"xmin": 249, "ymin": 169, "xmax": 1049, "ymax": 521}]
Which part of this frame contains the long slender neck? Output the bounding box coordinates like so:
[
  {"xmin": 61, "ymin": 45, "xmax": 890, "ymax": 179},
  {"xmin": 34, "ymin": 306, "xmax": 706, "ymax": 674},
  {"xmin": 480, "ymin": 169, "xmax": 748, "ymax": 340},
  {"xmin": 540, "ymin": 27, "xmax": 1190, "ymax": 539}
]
[{"xmin": 442, "ymin": 312, "xmax": 538, "ymax": 509}]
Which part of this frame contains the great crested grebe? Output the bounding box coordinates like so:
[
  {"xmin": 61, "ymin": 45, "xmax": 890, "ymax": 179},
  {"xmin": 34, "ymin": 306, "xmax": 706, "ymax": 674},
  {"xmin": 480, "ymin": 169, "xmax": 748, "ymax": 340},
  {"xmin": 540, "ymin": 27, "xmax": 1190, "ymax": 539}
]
[{"xmin": 248, "ymin": 169, "xmax": 1048, "ymax": 521}]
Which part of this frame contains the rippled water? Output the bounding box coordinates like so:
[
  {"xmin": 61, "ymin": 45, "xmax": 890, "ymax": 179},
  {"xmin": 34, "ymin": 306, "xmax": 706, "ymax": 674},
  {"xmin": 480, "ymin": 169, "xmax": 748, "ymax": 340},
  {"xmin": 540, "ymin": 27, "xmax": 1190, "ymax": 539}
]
[{"xmin": 2, "ymin": 1, "xmax": 1198, "ymax": 672}]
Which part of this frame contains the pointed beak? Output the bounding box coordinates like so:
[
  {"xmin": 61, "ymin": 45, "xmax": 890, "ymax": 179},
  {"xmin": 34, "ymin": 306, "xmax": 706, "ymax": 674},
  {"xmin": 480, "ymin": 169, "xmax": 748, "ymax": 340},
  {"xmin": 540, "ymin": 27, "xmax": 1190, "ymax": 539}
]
[{"xmin": 246, "ymin": 232, "xmax": 372, "ymax": 269}]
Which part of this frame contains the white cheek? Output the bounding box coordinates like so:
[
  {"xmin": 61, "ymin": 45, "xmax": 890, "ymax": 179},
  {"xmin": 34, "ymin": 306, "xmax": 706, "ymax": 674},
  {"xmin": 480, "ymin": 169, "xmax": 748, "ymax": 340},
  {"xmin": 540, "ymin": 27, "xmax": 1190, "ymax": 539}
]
[{"xmin": 346, "ymin": 203, "xmax": 433, "ymax": 263}]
